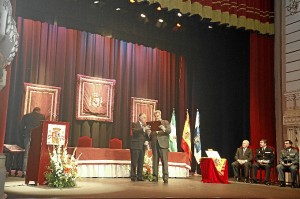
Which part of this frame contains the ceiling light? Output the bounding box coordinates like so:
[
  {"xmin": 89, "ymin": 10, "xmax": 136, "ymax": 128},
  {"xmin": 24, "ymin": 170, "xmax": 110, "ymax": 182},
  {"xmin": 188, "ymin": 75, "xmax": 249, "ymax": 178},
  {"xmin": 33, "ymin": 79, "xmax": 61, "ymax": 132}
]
[
  {"xmin": 157, "ymin": 6, "xmax": 161, "ymax": 11},
  {"xmin": 140, "ymin": 13, "xmax": 146, "ymax": 18},
  {"xmin": 208, "ymin": 25, "xmax": 213, "ymax": 29},
  {"xmin": 177, "ymin": 12, "xmax": 182, "ymax": 17},
  {"xmin": 116, "ymin": 8, "xmax": 121, "ymax": 11},
  {"xmin": 176, "ymin": 23, "xmax": 181, "ymax": 27},
  {"xmin": 130, "ymin": 0, "xmax": 135, "ymax": 3},
  {"xmin": 93, "ymin": 0, "xmax": 99, "ymax": 4},
  {"xmin": 158, "ymin": 19, "xmax": 164, "ymax": 23}
]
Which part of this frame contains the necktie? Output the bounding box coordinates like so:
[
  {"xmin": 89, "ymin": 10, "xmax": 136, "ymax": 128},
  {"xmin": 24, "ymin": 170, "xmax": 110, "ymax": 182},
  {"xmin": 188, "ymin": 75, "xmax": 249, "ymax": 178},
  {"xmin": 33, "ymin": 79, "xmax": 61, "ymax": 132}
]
[{"xmin": 243, "ymin": 148, "xmax": 246, "ymax": 156}]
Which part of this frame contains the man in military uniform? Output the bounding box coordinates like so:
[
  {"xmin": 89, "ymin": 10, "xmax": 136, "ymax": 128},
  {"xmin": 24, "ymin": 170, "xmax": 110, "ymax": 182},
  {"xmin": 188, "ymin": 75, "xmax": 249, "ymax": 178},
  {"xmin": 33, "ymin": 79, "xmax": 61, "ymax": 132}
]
[
  {"xmin": 276, "ymin": 140, "xmax": 299, "ymax": 188},
  {"xmin": 252, "ymin": 139, "xmax": 274, "ymax": 185}
]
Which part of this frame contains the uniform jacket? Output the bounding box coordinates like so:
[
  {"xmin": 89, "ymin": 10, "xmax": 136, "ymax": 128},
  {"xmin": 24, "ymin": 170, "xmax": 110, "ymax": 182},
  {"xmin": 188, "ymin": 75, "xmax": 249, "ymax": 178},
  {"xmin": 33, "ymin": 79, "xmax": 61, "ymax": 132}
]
[
  {"xmin": 279, "ymin": 147, "xmax": 299, "ymax": 165},
  {"xmin": 255, "ymin": 147, "xmax": 275, "ymax": 166}
]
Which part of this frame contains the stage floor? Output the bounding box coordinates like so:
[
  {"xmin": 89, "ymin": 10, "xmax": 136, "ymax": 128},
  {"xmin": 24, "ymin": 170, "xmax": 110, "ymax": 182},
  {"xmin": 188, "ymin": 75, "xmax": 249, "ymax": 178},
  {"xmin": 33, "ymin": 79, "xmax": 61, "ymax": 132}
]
[{"xmin": 4, "ymin": 174, "xmax": 300, "ymax": 198}]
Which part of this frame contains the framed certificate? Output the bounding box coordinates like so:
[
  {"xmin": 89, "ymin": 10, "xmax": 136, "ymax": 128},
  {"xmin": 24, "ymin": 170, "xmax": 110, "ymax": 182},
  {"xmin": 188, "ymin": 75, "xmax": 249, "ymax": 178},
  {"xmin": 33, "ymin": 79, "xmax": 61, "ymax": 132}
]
[{"xmin": 146, "ymin": 121, "xmax": 162, "ymax": 131}]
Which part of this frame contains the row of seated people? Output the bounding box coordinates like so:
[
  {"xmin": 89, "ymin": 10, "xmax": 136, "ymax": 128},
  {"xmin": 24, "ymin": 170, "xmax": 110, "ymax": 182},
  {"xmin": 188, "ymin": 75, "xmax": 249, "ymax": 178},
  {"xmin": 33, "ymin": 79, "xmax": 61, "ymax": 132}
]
[
  {"xmin": 77, "ymin": 136, "xmax": 122, "ymax": 149},
  {"xmin": 232, "ymin": 139, "xmax": 299, "ymax": 188}
]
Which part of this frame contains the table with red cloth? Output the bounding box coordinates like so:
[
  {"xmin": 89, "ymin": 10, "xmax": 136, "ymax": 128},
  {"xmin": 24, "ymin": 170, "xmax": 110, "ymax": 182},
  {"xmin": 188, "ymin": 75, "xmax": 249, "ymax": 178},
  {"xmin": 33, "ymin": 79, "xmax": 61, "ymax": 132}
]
[
  {"xmin": 68, "ymin": 147, "xmax": 190, "ymax": 178},
  {"xmin": 200, "ymin": 158, "xmax": 229, "ymax": 184}
]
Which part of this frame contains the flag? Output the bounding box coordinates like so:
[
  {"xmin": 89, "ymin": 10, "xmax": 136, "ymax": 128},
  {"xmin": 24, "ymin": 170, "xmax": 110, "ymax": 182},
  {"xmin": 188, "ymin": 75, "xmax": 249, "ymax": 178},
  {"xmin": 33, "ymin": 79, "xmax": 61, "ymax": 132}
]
[
  {"xmin": 169, "ymin": 109, "xmax": 177, "ymax": 152},
  {"xmin": 193, "ymin": 109, "xmax": 201, "ymax": 164},
  {"xmin": 181, "ymin": 109, "xmax": 191, "ymax": 161}
]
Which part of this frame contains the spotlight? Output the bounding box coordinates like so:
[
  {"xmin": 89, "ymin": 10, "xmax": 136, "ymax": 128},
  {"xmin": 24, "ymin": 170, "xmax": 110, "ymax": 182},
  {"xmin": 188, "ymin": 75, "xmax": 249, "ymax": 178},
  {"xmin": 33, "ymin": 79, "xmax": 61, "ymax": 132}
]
[
  {"xmin": 139, "ymin": 13, "xmax": 149, "ymax": 24},
  {"xmin": 93, "ymin": 0, "xmax": 99, "ymax": 4},
  {"xmin": 157, "ymin": 6, "xmax": 161, "ymax": 11},
  {"xmin": 116, "ymin": 8, "xmax": 121, "ymax": 11},
  {"xmin": 208, "ymin": 25, "xmax": 213, "ymax": 29},
  {"xmin": 173, "ymin": 23, "xmax": 182, "ymax": 31},
  {"xmin": 130, "ymin": 0, "xmax": 135, "ymax": 3},
  {"xmin": 177, "ymin": 12, "xmax": 182, "ymax": 17},
  {"xmin": 155, "ymin": 19, "xmax": 166, "ymax": 28}
]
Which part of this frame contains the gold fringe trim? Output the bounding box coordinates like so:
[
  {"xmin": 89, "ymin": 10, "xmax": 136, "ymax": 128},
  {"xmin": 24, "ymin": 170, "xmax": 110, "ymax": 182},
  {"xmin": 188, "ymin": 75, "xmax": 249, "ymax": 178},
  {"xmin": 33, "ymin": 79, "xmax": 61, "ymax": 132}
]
[{"xmin": 139, "ymin": 0, "xmax": 274, "ymax": 35}]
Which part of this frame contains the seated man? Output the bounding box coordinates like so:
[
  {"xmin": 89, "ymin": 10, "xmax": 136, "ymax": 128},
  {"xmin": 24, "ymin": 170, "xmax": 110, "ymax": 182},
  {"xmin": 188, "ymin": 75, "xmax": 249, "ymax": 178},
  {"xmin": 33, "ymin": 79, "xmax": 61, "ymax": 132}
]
[
  {"xmin": 232, "ymin": 140, "xmax": 253, "ymax": 182},
  {"xmin": 276, "ymin": 140, "xmax": 299, "ymax": 188},
  {"xmin": 252, "ymin": 139, "xmax": 274, "ymax": 185}
]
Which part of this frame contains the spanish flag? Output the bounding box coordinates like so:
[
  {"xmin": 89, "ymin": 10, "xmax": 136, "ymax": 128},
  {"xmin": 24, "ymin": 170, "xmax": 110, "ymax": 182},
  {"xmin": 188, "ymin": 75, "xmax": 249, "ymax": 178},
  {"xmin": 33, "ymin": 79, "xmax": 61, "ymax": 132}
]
[{"xmin": 181, "ymin": 109, "xmax": 191, "ymax": 161}]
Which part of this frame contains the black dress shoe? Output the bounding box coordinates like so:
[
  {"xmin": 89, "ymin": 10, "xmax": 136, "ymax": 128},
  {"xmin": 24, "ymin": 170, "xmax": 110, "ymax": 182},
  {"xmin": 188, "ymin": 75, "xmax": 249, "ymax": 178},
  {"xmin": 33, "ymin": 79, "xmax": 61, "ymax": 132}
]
[
  {"xmin": 252, "ymin": 179, "xmax": 258, "ymax": 184},
  {"xmin": 264, "ymin": 181, "xmax": 271, "ymax": 186},
  {"xmin": 131, "ymin": 178, "xmax": 137, "ymax": 182},
  {"xmin": 163, "ymin": 179, "xmax": 168, "ymax": 183},
  {"xmin": 291, "ymin": 183, "xmax": 296, "ymax": 188},
  {"xmin": 279, "ymin": 181, "xmax": 285, "ymax": 187},
  {"xmin": 152, "ymin": 178, "xmax": 158, "ymax": 182},
  {"xmin": 244, "ymin": 179, "xmax": 249, "ymax": 183},
  {"xmin": 137, "ymin": 178, "xmax": 144, "ymax": 181}
]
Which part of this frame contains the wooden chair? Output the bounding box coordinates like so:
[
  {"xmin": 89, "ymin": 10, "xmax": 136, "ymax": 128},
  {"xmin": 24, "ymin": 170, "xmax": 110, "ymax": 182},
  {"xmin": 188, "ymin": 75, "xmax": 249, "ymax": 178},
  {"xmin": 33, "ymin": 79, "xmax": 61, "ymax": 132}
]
[
  {"xmin": 78, "ymin": 136, "xmax": 92, "ymax": 147},
  {"xmin": 109, "ymin": 138, "xmax": 122, "ymax": 149}
]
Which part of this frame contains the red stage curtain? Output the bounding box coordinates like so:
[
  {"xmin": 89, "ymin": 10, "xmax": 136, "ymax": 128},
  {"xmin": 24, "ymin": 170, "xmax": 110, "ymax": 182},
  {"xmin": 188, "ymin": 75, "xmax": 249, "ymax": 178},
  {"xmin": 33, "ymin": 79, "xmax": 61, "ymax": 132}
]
[
  {"xmin": 145, "ymin": 0, "xmax": 274, "ymax": 34},
  {"xmin": 250, "ymin": 32, "xmax": 275, "ymax": 150},
  {"xmin": 5, "ymin": 18, "xmax": 187, "ymax": 148}
]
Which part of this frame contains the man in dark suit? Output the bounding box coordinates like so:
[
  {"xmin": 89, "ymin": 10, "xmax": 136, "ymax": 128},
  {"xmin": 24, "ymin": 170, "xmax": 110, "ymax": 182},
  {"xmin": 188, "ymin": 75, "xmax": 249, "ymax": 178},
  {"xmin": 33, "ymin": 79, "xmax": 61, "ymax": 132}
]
[
  {"xmin": 130, "ymin": 113, "xmax": 150, "ymax": 181},
  {"xmin": 19, "ymin": 107, "xmax": 45, "ymax": 177},
  {"xmin": 231, "ymin": 140, "xmax": 253, "ymax": 183},
  {"xmin": 276, "ymin": 140, "xmax": 299, "ymax": 188},
  {"xmin": 252, "ymin": 139, "xmax": 274, "ymax": 185},
  {"xmin": 149, "ymin": 110, "xmax": 171, "ymax": 183}
]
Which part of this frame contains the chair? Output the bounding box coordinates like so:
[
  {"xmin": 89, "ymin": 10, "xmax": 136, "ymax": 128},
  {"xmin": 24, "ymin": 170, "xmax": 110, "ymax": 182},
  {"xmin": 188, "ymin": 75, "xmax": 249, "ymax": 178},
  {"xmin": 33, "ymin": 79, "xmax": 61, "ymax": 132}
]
[
  {"xmin": 78, "ymin": 136, "xmax": 92, "ymax": 147},
  {"xmin": 109, "ymin": 138, "xmax": 122, "ymax": 149}
]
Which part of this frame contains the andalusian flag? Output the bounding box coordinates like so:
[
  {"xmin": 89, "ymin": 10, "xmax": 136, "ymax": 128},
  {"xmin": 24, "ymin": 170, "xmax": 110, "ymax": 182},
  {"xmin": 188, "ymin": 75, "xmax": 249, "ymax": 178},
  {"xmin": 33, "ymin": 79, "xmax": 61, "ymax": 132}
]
[
  {"xmin": 169, "ymin": 109, "xmax": 177, "ymax": 152},
  {"xmin": 181, "ymin": 109, "xmax": 191, "ymax": 161},
  {"xmin": 193, "ymin": 109, "xmax": 201, "ymax": 164}
]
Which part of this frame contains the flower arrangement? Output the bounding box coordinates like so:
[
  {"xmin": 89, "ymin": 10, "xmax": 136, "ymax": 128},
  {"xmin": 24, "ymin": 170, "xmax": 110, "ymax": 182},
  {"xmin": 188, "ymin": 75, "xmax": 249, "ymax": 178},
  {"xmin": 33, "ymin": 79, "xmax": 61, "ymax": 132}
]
[
  {"xmin": 45, "ymin": 144, "xmax": 80, "ymax": 188},
  {"xmin": 143, "ymin": 149, "xmax": 154, "ymax": 181}
]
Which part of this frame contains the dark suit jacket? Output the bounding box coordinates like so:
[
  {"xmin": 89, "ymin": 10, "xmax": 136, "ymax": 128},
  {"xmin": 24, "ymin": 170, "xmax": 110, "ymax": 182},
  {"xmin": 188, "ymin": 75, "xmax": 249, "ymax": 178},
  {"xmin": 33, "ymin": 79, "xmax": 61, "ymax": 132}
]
[
  {"xmin": 19, "ymin": 111, "xmax": 45, "ymax": 138},
  {"xmin": 234, "ymin": 147, "xmax": 253, "ymax": 162},
  {"xmin": 150, "ymin": 120, "xmax": 171, "ymax": 149},
  {"xmin": 255, "ymin": 147, "xmax": 274, "ymax": 166},
  {"xmin": 130, "ymin": 122, "xmax": 148, "ymax": 150}
]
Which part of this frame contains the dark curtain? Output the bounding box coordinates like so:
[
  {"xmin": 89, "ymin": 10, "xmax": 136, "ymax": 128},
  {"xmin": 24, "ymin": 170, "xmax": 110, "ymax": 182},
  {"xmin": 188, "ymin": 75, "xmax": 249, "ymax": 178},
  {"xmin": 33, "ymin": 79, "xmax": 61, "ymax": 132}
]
[
  {"xmin": 5, "ymin": 18, "xmax": 187, "ymax": 148},
  {"xmin": 187, "ymin": 28, "xmax": 250, "ymax": 174},
  {"xmin": 250, "ymin": 32, "xmax": 275, "ymax": 150}
]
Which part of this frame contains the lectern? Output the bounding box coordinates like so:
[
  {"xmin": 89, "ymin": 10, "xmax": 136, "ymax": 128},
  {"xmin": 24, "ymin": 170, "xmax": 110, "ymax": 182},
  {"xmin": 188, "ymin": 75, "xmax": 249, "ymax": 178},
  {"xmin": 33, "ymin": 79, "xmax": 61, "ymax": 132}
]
[{"xmin": 25, "ymin": 121, "xmax": 69, "ymax": 185}]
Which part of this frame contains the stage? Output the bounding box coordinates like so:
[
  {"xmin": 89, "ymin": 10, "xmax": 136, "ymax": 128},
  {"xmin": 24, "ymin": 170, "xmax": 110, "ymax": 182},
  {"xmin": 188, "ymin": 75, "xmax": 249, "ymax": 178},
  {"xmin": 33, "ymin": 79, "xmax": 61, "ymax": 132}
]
[{"xmin": 4, "ymin": 174, "xmax": 299, "ymax": 199}]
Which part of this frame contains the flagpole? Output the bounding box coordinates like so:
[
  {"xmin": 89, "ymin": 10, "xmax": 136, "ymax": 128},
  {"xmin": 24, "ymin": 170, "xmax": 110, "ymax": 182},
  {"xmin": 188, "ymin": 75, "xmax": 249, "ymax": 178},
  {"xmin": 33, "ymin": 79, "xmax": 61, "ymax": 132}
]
[{"xmin": 193, "ymin": 109, "xmax": 201, "ymax": 176}]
